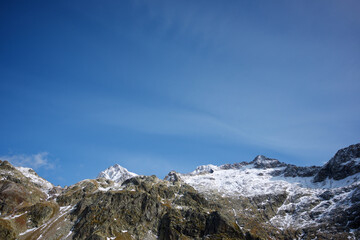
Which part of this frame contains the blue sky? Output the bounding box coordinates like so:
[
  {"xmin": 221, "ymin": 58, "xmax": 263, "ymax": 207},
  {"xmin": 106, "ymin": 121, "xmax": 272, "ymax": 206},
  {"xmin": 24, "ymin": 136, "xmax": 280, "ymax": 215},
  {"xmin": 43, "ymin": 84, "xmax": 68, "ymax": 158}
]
[{"xmin": 0, "ymin": 0, "xmax": 359, "ymax": 186}]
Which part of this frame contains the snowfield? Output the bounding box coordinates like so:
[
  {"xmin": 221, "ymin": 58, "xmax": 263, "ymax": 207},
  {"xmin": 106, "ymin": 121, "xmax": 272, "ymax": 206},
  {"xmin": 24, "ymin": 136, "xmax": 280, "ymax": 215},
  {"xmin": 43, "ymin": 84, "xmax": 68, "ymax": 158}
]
[{"xmin": 180, "ymin": 159, "xmax": 360, "ymax": 231}]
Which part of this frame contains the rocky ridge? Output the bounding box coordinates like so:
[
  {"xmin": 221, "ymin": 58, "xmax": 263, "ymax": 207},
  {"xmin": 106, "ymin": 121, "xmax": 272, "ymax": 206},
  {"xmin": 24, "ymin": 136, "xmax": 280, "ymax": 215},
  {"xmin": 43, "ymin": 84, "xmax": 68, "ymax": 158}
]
[{"xmin": 0, "ymin": 143, "xmax": 359, "ymax": 239}]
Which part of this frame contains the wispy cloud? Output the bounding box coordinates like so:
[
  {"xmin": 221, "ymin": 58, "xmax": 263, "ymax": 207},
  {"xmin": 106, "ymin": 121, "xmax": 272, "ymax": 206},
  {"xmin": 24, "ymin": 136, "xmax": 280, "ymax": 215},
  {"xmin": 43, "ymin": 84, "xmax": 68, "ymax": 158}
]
[
  {"xmin": 94, "ymin": 101, "xmax": 359, "ymax": 164},
  {"xmin": 0, "ymin": 152, "xmax": 55, "ymax": 169}
]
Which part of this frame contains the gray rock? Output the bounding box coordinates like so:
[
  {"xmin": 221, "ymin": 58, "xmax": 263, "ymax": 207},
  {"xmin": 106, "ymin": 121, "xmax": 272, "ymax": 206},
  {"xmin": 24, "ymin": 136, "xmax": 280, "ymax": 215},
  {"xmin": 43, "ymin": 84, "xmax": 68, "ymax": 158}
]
[{"xmin": 314, "ymin": 143, "xmax": 360, "ymax": 182}]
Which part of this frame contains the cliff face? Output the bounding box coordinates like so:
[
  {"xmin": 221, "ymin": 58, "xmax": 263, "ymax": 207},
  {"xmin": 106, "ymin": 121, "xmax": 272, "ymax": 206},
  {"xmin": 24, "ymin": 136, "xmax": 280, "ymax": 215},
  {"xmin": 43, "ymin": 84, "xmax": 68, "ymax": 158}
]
[
  {"xmin": 0, "ymin": 143, "xmax": 360, "ymax": 240},
  {"xmin": 314, "ymin": 143, "xmax": 360, "ymax": 182}
]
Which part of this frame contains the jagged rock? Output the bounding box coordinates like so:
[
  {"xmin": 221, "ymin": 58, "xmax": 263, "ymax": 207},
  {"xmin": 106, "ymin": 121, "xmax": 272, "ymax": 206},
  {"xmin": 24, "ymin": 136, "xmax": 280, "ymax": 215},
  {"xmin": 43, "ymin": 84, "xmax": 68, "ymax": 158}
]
[
  {"xmin": 203, "ymin": 211, "xmax": 244, "ymax": 239},
  {"xmin": 67, "ymin": 175, "xmax": 246, "ymax": 240},
  {"xmin": 220, "ymin": 162, "xmax": 249, "ymax": 170},
  {"xmin": 164, "ymin": 171, "xmax": 181, "ymax": 183},
  {"xmin": 191, "ymin": 164, "xmax": 219, "ymax": 174},
  {"xmin": 276, "ymin": 165, "xmax": 321, "ymax": 177},
  {"xmin": 0, "ymin": 164, "xmax": 50, "ymax": 216},
  {"xmin": 250, "ymin": 155, "xmax": 287, "ymax": 169},
  {"xmin": 351, "ymin": 187, "xmax": 360, "ymax": 203},
  {"xmin": 27, "ymin": 202, "xmax": 59, "ymax": 227},
  {"xmin": 314, "ymin": 143, "xmax": 360, "ymax": 182},
  {"xmin": 56, "ymin": 179, "xmax": 102, "ymax": 206},
  {"xmin": 319, "ymin": 190, "xmax": 334, "ymax": 200}
]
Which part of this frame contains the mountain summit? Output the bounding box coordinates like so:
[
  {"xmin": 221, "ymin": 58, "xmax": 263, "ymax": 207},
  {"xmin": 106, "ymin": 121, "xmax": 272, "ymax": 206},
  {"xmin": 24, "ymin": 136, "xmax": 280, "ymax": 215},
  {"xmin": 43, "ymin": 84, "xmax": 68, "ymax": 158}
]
[
  {"xmin": 97, "ymin": 164, "xmax": 137, "ymax": 183},
  {"xmin": 250, "ymin": 155, "xmax": 286, "ymax": 168},
  {"xmin": 314, "ymin": 143, "xmax": 360, "ymax": 182}
]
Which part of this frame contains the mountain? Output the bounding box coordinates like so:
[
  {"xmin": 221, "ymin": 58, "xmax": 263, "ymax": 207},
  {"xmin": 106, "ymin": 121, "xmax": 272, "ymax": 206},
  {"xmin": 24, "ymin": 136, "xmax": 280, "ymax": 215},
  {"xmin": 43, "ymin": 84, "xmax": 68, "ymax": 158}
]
[
  {"xmin": 177, "ymin": 147, "xmax": 360, "ymax": 239},
  {"xmin": 314, "ymin": 143, "xmax": 360, "ymax": 182},
  {"xmin": 97, "ymin": 164, "xmax": 138, "ymax": 183},
  {"xmin": 0, "ymin": 143, "xmax": 359, "ymax": 239}
]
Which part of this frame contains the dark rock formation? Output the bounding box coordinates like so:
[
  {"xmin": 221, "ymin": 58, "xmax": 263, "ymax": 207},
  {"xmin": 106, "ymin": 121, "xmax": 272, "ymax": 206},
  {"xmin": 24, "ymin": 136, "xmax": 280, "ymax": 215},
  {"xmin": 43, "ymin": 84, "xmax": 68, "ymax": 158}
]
[
  {"xmin": 250, "ymin": 155, "xmax": 287, "ymax": 169},
  {"xmin": 271, "ymin": 165, "xmax": 321, "ymax": 178},
  {"xmin": 314, "ymin": 143, "xmax": 360, "ymax": 182},
  {"xmin": 164, "ymin": 171, "xmax": 181, "ymax": 183}
]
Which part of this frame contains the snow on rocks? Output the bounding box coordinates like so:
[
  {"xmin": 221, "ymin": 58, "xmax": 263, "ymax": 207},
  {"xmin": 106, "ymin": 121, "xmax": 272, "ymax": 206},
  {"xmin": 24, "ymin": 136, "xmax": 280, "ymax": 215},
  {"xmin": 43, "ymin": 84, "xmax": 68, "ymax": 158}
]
[
  {"xmin": 97, "ymin": 164, "xmax": 137, "ymax": 183},
  {"xmin": 180, "ymin": 154, "xmax": 360, "ymax": 231},
  {"xmin": 15, "ymin": 166, "xmax": 54, "ymax": 191},
  {"xmin": 191, "ymin": 164, "xmax": 219, "ymax": 174}
]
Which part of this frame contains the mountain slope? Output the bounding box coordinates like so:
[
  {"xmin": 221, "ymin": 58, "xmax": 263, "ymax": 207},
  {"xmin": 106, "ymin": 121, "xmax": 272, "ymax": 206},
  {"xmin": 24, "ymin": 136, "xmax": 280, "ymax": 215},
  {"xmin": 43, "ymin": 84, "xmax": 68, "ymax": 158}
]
[
  {"xmin": 0, "ymin": 143, "xmax": 359, "ymax": 239},
  {"xmin": 175, "ymin": 144, "xmax": 360, "ymax": 239},
  {"xmin": 314, "ymin": 143, "xmax": 360, "ymax": 182}
]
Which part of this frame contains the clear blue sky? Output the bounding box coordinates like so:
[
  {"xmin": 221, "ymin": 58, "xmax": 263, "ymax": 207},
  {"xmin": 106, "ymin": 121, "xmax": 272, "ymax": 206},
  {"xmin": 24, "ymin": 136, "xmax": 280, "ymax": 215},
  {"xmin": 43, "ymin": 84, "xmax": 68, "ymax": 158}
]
[{"xmin": 1, "ymin": 0, "xmax": 359, "ymax": 186}]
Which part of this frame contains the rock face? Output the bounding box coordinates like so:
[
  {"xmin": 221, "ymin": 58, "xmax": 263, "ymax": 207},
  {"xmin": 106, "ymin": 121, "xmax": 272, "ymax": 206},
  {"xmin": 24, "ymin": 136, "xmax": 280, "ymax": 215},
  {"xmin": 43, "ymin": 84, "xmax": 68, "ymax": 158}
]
[
  {"xmin": 0, "ymin": 160, "xmax": 59, "ymax": 240},
  {"xmin": 69, "ymin": 176, "xmax": 245, "ymax": 240},
  {"xmin": 0, "ymin": 143, "xmax": 360, "ymax": 239},
  {"xmin": 314, "ymin": 143, "xmax": 360, "ymax": 182},
  {"xmin": 250, "ymin": 155, "xmax": 286, "ymax": 169},
  {"xmin": 164, "ymin": 171, "xmax": 181, "ymax": 183}
]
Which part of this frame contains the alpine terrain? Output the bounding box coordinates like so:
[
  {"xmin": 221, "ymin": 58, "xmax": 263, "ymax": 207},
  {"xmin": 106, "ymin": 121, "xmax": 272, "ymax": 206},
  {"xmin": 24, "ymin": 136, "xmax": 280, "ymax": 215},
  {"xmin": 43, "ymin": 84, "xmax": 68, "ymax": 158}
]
[{"xmin": 0, "ymin": 143, "xmax": 359, "ymax": 239}]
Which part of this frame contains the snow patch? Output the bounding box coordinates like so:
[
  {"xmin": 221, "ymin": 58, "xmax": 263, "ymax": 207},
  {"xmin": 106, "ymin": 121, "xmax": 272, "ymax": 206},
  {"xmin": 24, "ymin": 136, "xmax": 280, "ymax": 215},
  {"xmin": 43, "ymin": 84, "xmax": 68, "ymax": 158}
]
[{"xmin": 16, "ymin": 166, "xmax": 54, "ymax": 190}]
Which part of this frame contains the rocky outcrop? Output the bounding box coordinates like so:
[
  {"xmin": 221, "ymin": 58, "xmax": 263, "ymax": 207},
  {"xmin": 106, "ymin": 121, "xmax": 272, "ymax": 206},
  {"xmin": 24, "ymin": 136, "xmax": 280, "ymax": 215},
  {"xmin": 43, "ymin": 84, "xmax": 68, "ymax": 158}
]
[
  {"xmin": 250, "ymin": 155, "xmax": 287, "ymax": 169},
  {"xmin": 164, "ymin": 171, "xmax": 181, "ymax": 183},
  {"xmin": 0, "ymin": 160, "xmax": 62, "ymax": 239},
  {"xmin": 314, "ymin": 143, "xmax": 360, "ymax": 182},
  {"xmin": 27, "ymin": 202, "xmax": 59, "ymax": 227},
  {"xmin": 69, "ymin": 175, "xmax": 247, "ymax": 239},
  {"xmin": 271, "ymin": 164, "xmax": 321, "ymax": 177},
  {"xmin": 0, "ymin": 161, "xmax": 51, "ymax": 215}
]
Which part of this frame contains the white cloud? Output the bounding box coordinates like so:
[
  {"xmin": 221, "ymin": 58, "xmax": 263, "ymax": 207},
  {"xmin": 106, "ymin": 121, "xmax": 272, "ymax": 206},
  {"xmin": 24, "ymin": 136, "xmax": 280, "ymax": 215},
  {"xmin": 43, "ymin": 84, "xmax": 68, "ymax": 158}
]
[{"xmin": 0, "ymin": 152, "xmax": 55, "ymax": 169}]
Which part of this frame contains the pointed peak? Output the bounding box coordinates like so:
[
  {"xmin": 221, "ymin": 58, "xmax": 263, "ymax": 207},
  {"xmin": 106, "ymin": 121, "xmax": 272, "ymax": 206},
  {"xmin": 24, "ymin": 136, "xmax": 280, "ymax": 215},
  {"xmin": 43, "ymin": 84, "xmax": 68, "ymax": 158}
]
[
  {"xmin": 97, "ymin": 164, "xmax": 137, "ymax": 183},
  {"xmin": 251, "ymin": 155, "xmax": 276, "ymax": 162},
  {"xmin": 313, "ymin": 143, "xmax": 360, "ymax": 182},
  {"xmin": 112, "ymin": 163, "xmax": 126, "ymax": 170},
  {"xmin": 253, "ymin": 155, "xmax": 267, "ymax": 162},
  {"xmin": 103, "ymin": 164, "xmax": 130, "ymax": 173},
  {"xmin": 251, "ymin": 155, "xmax": 284, "ymax": 169}
]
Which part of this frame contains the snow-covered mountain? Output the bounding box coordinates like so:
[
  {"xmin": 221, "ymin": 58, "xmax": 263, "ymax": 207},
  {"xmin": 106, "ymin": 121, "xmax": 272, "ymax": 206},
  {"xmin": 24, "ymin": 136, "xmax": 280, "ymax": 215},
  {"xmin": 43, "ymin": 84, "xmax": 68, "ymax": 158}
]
[
  {"xmin": 97, "ymin": 164, "xmax": 137, "ymax": 183},
  {"xmin": 1, "ymin": 143, "xmax": 359, "ymax": 239},
  {"xmin": 173, "ymin": 144, "xmax": 360, "ymax": 237}
]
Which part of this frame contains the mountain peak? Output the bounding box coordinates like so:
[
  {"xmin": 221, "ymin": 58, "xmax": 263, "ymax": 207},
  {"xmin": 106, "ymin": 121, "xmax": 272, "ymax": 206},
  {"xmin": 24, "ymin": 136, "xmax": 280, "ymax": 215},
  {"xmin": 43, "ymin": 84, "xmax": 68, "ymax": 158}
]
[
  {"xmin": 250, "ymin": 155, "xmax": 285, "ymax": 168},
  {"xmin": 97, "ymin": 164, "xmax": 137, "ymax": 183},
  {"xmin": 314, "ymin": 143, "xmax": 360, "ymax": 182}
]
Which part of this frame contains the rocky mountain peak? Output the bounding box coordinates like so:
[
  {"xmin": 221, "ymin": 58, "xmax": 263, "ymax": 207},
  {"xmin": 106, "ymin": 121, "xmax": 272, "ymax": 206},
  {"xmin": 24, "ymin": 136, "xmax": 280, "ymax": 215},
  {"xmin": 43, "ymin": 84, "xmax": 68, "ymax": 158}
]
[
  {"xmin": 250, "ymin": 155, "xmax": 285, "ymax": 168},
  {"xmin": 164, "ymin": 170, "xmax": 181, "ymax": 183},
  {"xmin": 314, "ymin": 143, "xmax": 360, "ymax": 182},
  {"xmin": 97, "ymin": 164, "xmax": 137, "ymax": 183},
  {"xmin": 0, "ymin": 160, "xmax": 15, "ymax": 171}
]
